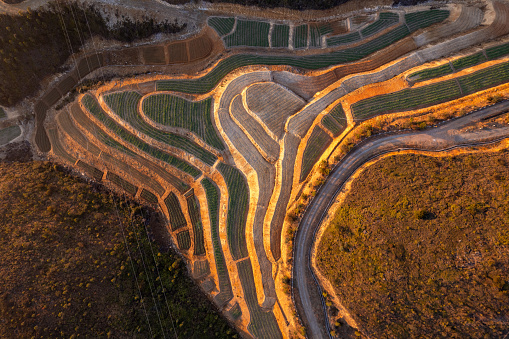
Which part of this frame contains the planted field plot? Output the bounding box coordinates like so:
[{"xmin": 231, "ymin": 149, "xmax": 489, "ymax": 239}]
[
  {"xmin": 352, "ymin": 79, "xmax": 462, "ymax": 120},
  {"xmin": 140, "ymin": 189, "xmax": 158, "ymax": 204},
  {"xmin": 43, "ymin": 88, "xmax": 62, "ymax": 108},
  {"xmin": 486, "ymin": 41, "xmax": 509, "ymax": 60},
  {"xmin": 321, "ymin": 104, "xmax": 346, "ymax": 137},
  {"xmin": 208, "ymin": 17, "xmax": 235, "ymax": 37},
  {"xmin": 300, "ymin": 126, "xmax": 332, "ymax": 181},
  {"xmin": 405, "ymin": 9, "xmax": 450, "ymax": 33},
  {"xmin": 167, "ymin": 41, "xmax": 188, "ymax": 64},
  {"xmin": 224, "ymin": 20, "xmax": 270, "ymax": 48},
  {"xmin": 106, "ymin": 172, "xmax": 138, "ymax": 196},
  {"xmin": 217, "ymin": 162, "xmax": 250, "ymax": 261},
  {"xmin": 0, "ymin": 125, "xmax": 21, "ymax": 146},
  {"xmin": 176, "ymin": 230, "xmax": 191, "ymax": 251},
  {"xmin": 0, "ymin": 107, "xmax": 5, "ymax": 119},
  {"xmin": 187, "ymin": 194, "xmax": 206, "ymax": 256},
  {"xmin": 458, "ymin": 60, "xmax": 509, "ymax": 95},
  {"xmin": 326, "ymin": 31, "xmax": 361, "ymax": 47},
  {"xmin": 103, "ymin": 91, "xmax": 217, "ymax": 166},
  {"xmin": 164, "ymin": 192, "xmax": 187, "ymax": 231},
  {"xmin": 201, "ymin": 178, "xmax": 233, "ymax": 307},
  {"xmin": 76, "ymin": 53, "xmax": 103, "ymax": 78},
  {"xmin": 76, "ymin": 160, "xmax": 104, "ymax": 181},
  {"xmin": 452, "ymin": 52, "xmax": 487, "ymax": 71},
  {"xmin": 271, "ymin": 24, "xmax": 289, "ymax": 48},
  {"xmin": 188, "ymin": 35, "xmax": 213, "ymax": 62},
  {"xmin": 361, "ymin": 12, "xmax": 399, "ymax": 37},
  {"xmin": 157, "ymin": 10, "xmax": 446, "ymax": 95},
  {"xmin": 47, "ymin": 128, "xmax": 76, "ymax": 164},
  {"xmin": 294, "ymin": 24, "xmax": 308, "ymax": 49},
  {"xmin": 408, "ymin": 63, "xmax": 453, "ymax": 82},
  {"xmin": 57, "ymin": 112, "xmax": 101, "ymax": 157},
  {"xmin": 142, "ymin": 46, "xmax": 166, "ymax": 65},
  {"xmin": 193, "ymin": 260, "xmax": 210, "ymax": 279},
  {"xmin": 104, "ymin": 47, "xmax": 141, "ymax": 66},
  {"xmin": 142, "ymin": 94, "xmax": 224, "ymax": 151},
  {"xmin": 35, "ymin": 103, "xmax": 51, "ymax": 153},
  {"xmin": 81, "ymin": 94, "xmax": 201, "ymax": 178},
  {"xmin": 70, "ymin": 103, "xmax": 191, "ymax": 193},
  {"xmin": 231, "ymin": 95, "xmax": 280, "ymax": 161},
  {"xmin": 309, "ymin": 25, "xmax": 321, "ymax": 48},
  {"xmin": 228, "ymin": 303, "xmax": 242, "ymax": 320},
  {"xmin": 246, "ymin": 82, "xmax": 305, "ymax": 139},
  {"xmin": 236, "ymin": 259, "xmax": 282, "ymax": 339}
]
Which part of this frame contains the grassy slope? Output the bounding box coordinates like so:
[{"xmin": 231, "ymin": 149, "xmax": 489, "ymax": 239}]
[
  {"xmin": 317, "ymin": 152, "xmax": 509, "ymax": 338},
  {"xmin": 0, "ymin": 161, "xmax": 237, "ymax": 338}
]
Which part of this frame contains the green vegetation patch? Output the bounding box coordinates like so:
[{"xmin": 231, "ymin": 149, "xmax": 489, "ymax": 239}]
[
  {"xmin": 103, "ymin": 91, "xmax": 217, "ymax": 166},
  {"xmin": 176, "ymin": 230, "xmax": 191, "ymax": 251},
  {"xmin": 142, "ymin": 94, "xmax": 224, "ymax": 150},
  {"xmin": 208, "ymin": 17, "xmax": 235, "ymax": 36},
  {"xmin": 164, "ymin": 192, "xmax": 187, "ymax": 231},
  {"xmin": 140, "ymin": 188, "xmax": 158, "ymax": 204},
  {"xmin": 81, "ymin": 94, "xmax": 200, "ymax": 178},
  {"xmin": 202, "ymin": 178, "xmax": 233, "ymax": 306},
  {"xmin": 294, "ymin": 24, "xmax": 308, "ymax": 49},
  {"xmin": 326, "ymin": 31, "xmax": 361, "ymax": 47},
  {"xmin": 271, "ymin": 24, "xmax": 290, "ymax": 48},
  {"xmin": 361, "ymin": 12, "xmax": 399, "ymax": 37},
  {"xmin": 317, "ymin": 152, "xmax": 509, "ymax": 338},
  {"xmin": 451, "ymin": 52, "xmax": 487, "ymax": 71},
  {"xmin": 408, "ymin": 63, "xmax": 453, "ymax": 82},
  {"xmin": 187, "ymin": 194, "xmax": 206, "ymax": 256},
  {"xmin": 224, "ymin": 19, "xmax": 270, "ymax": 47},
  {"xmin": 457, "ymin": 60, "xmax": 509, "ymax": 95},
  {"xmin": 486, "ymin": 41, "xmax": 509, "ymax": 60},
  {"xmin": 0, "ymin": 161, "xmax": 237, "ymax": 338},
  {"xmin": 404, "ymin": 9, "xmax": 449, "ymax": 32},
  {"xmin": 352, "ymin": 79, "xmax": 461, "ymax": 120},
  {"xmin": 158, "ymin": 12, "xmax": 446, "ymax": 94},
  {"xmin": 217, "ymin": 162, "xmax": 250, "ymax": 261},
  {"xmin": 300, "ymin": 126, "xmax": 333, "ymax": 181}
]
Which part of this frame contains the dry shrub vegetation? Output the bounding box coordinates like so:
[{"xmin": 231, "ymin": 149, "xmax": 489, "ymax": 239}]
[
  {"xmin": 0, "ymin": 161, "xmax": 237, "ymax": 338},
  {"xmin": 317, "ymin": 151, "xmax": 509, "ymax": 338}
]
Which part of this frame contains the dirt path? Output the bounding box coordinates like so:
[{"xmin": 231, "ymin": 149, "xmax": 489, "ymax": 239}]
[{"xmin": 293, "ymin": 100, "xmax": 509, "ymax": 339}]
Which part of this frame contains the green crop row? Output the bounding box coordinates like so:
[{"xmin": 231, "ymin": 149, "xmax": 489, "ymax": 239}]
[
  {"xmin": 176, "ymin": 230, "xmax": 191, "ymax": 251},
  {"xmin": 321, "ymin": 115, "xmax": 344, "ymax": 137},
  {"xmin": 104, "ymin": 91, "xmax": 217, "ymax": 166},
  {"xmin": 404, "ymin": 9, "xmax": 449, "ymax": 32},
  {"xmin": 408, "ymin": 63, "xmax": 453, "ymax": 82},
  {"xmin": 157, "ymin": 9, "xmax": 447, "ymax": 95},
  {"xmin": 217, "ymin": 162, "xmax": 249, "ymax": 261},
  {"xmin": 300, "ymin": 126, "xmax": 333, "ymax": 181},
  {"xmin": 81, "ymin": 94, "xmax": 201, "ymax": 178},
  {"xmin": 452, "ymin": 52, "xmax": 486, "ymax": 71},
  {"xmin": 309, "ymin": 24, "xmax": 321, "ymax": 48},
  {"xmin": 208, "ymin": 17, "xmax": 235, "ymax": 37},
  {"xmin": 224, "ymin": 19, "xmax": 270, "ymax": 48},
  {"xmin": 294, "ymin": 24, "xmax": 308, "ymax": 49},
  {"xmin": 106, "ymin": 171, "xmax": 138, "ymax": 196},
  {"xmin": 486, "ymin": 41, "xmax": 509, "ymax": 60},
  {"xmin": 201, "ymin": 178, "xmax": 233, "ymax": 302},
  {"xmin": 187, "ymin": 194, "xmax": 206, "ymax": 256},
  {"xmin": 142, "ymin": 94, "xmax": 224, "ymax": 151},
  {"xmin": 352, "ymin": 79, "xmax": 461, "ymax": 120},
  {"xmin": 457, "ymin": 60, "xmax": 509, "ymax": 95},
  {"xmin": 164, "ymin": 192, "xmax": 187, "ymax": 231},
  {"xmin": 326, "ymin": 31, "xmax": 361, "ymax": 47},
  {"xmin": 361, "ymin": 12, "xmax": 399, "ymax": 37},
  {"xmin": 271, "ymin": 24, "xmax": 289, "ymax": 48},
  {"xmin": 140, "ymin": 189, "xmax": 158, "ymax": 203},
  {"xmin": 237, "ymin": 259, "xmax": 282, "ymax": 339}
]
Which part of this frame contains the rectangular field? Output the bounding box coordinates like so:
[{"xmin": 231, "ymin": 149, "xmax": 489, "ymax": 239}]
[
  {"xmin": 164, "ymin": 192, "xmax": 187, "ymax": 231},
  {"xmin": 176, "ymin": 230, "xmax": 191, "ymax": 251},
  {"xmin": 106, "ymin": 171, "xmax": 138, "ymax": 196},
  {"xmin": 408, "ymin": 63, "xmax": 453, "ymax": 82},
  {"xmin": 207, "ymin": 17, "xmax": 235, "ymax": 37},
  {"xmin": 224, "ymin": 20, "xmax": 270, "ymax": 48},
  {"xmin": 271, "ymin": 24, "xmax": 289, "ymax": 48},
  {"xmin": 293, "ymin": 24, "xmax": 308, "ymax": 49}
]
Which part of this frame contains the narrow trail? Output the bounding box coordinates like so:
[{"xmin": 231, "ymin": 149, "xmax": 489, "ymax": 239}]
[{"xmin": 293, "ymin": 100, "xmax": 509, "ymax": 339}]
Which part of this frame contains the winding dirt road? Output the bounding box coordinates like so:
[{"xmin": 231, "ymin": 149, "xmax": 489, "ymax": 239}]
[{"xmin": 293, "ymin": 100, "xmax": 509, "ymax": 339}]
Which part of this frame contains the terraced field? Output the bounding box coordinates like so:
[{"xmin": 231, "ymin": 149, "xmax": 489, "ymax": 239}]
[{"xmin": 30, "ymin": 3, "xmax": 509, "ymax": 338}]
